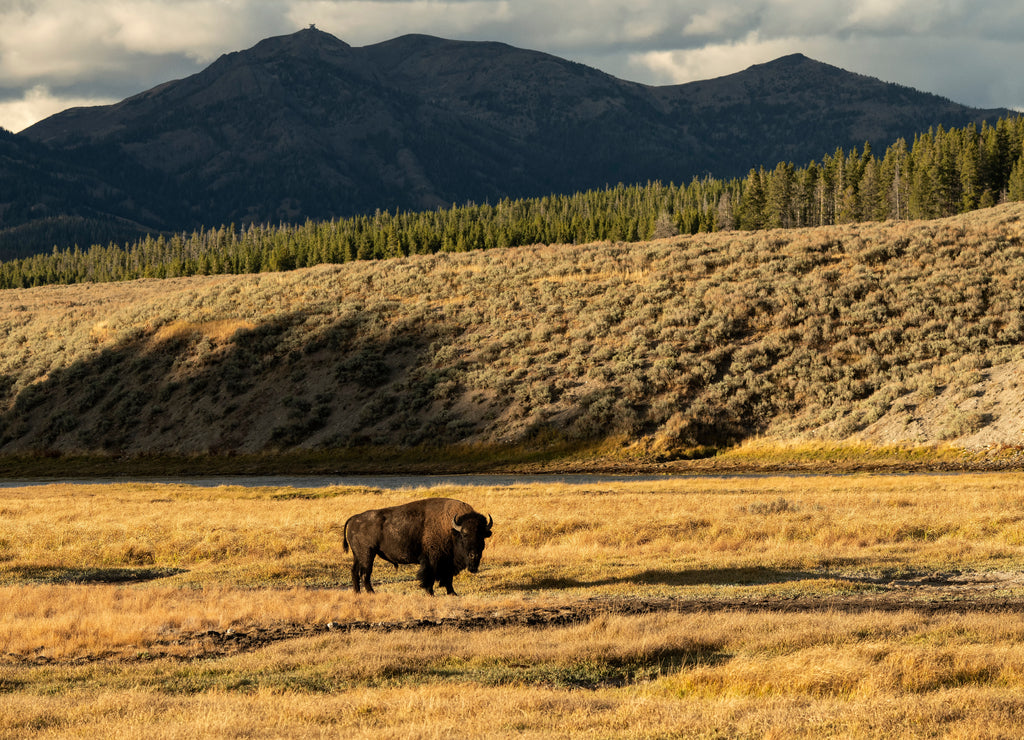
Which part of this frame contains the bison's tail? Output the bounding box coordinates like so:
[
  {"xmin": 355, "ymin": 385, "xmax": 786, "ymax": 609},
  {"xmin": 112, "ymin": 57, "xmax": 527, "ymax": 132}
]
[{"xmin": 342, "ymin": 517, "xmax": 351, "ymax": 553}]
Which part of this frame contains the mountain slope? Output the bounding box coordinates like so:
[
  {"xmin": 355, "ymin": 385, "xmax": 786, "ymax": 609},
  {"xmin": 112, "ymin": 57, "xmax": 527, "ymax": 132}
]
[
  {"xmin": 0, "ymin": 128, "xmax": 164, "ymax": 257},
  {"xmin": 657, "ymin": 52, "xmax": 1005, "ymax": 172},
  {"xmin": 2, "ymin": 203, "xmax": 1023, "ymax": 468},
  {"xmin": 9, "ymin": 28, "xmax": 1014, "ymax": 257}
]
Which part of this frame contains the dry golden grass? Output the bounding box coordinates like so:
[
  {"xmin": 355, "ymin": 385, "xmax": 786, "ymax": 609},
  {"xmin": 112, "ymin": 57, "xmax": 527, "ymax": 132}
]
[
  {"xmin": 3, "ymin": 475, "xmax": 1024, "ymax": 736},
  {"xmin": 4, "ymin": 610, "xmax": 1024, "ymax": 738}
]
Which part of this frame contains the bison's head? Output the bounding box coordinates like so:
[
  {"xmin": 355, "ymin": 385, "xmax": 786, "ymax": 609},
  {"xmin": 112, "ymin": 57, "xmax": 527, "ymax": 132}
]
[{"xmin": 452, "ymin": 512, "xmax": 493, "ymax": 573}]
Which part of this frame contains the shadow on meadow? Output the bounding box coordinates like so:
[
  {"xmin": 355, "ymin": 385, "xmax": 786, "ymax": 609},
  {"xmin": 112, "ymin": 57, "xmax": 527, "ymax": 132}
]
[
  {"xmin": 520, "ymin": 565, "xmax": 849, "ymax": 591},
  {"xmin": 4, "ymin": 565, "xmax": 187, "ymax": 585},
  {"xmin": 425, "ymin": 642, "xmax": 732, "ymax": 690}
]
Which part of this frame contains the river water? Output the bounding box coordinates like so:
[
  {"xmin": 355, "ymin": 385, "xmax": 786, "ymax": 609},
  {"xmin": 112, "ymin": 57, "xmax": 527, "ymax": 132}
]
[{"xmin": 0, "ymin": 473, "xmax": 676, "ymax": 489}]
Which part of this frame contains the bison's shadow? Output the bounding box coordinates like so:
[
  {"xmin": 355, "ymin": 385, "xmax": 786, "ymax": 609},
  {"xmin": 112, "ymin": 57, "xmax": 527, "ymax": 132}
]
[
  {"xmin": 522, "ymin": 566, "xmax": 828, "ymax": 591},
  {"xmin": 9, "ymin": 566, "xmax": 187, "ymax": 585}
]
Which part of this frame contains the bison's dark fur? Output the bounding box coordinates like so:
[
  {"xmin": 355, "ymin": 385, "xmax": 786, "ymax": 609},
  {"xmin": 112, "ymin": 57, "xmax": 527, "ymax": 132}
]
[{"xmin": 342, "ymin": 497, "xmax": 493, "ymax": 595}]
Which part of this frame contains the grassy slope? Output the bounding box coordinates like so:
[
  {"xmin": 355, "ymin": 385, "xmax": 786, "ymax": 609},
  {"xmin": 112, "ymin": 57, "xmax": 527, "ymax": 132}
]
[{"xmin": 2, "ymin": 203, "xmax": 1024, "ymax": 472}]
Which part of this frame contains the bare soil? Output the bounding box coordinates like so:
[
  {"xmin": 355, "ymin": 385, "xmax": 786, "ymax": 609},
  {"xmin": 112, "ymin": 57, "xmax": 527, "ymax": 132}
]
[{"xmin": 857, "ymin": 357, "xmax": 1024, "ymax": 449}]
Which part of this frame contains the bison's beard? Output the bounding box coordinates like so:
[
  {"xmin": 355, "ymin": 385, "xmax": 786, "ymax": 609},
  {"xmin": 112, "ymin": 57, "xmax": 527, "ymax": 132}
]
[{"xmin": 456, "ymin": 551, "xmax": 481, "ymax": 574}]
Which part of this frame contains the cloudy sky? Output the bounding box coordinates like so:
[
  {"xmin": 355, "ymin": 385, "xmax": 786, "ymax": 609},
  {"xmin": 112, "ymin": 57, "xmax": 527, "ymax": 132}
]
[{"xmin": 1, "ymin": 0, "xmax": 1021, "ymax": 133}]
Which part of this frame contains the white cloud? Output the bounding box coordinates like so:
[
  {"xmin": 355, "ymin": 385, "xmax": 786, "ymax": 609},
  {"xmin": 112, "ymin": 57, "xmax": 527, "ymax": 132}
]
[
  {"xmin": 286, "ymin": 0, "xmax": 515, "ymax": 44},
  {"xmin": 0, "ymin": 0, "xmax": 292, "ymax": 129},
  {"xmin": 287, "ymin": 0, "xmax": 710, "ymax": 53},
  {"xmin": 0, "ymin": 0, "xmax": 287, "ymax": 83},
  {"xmin": 0, "ymin": 6, "xmax": 117, "ymax": 83},
  {"xmin": 683, "ymin": 7, "xmax": 744, "ymax": 38},
  {"xmin": 0, "ymin": 85, "xmax": 115, "ymax": 133},
  {"xmin": 843, "ymin": 0, "xmax": 917, "ymax": 32},
  {"xmin": 104, "ymin": 1, "xmax": 261, "ymax": 59},
  {"xmin": 632, "ymin": 32, "xmax": 805, "ymax": 85}
]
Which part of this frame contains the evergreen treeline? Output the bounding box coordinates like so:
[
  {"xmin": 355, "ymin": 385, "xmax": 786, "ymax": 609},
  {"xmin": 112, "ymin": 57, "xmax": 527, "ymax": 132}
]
[{"xmin": 3, "ymin": 116, "xmax": 1023, "ymax": 289}]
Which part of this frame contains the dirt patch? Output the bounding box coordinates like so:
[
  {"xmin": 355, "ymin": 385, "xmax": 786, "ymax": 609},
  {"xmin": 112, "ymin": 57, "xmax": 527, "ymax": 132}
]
[{"xmin": 857, "ymin": 358, "xmax": 1024, "ymax": 449}]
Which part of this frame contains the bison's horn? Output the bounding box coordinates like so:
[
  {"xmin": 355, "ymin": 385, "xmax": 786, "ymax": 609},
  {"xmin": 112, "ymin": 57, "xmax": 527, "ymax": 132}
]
[
  {"xmin": 486, "ymin": 514, "xmax": 493, "ymax": 529},
  {"xmin": 452, "ymin": 515, "xmax": 463, "ymax": 533}
]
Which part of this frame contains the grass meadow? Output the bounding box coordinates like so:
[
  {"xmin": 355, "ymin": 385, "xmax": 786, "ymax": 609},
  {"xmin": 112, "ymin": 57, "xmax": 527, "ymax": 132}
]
[{"xmin": 3, "ymin": 474, "xmax": 1024, "ymax": 737}]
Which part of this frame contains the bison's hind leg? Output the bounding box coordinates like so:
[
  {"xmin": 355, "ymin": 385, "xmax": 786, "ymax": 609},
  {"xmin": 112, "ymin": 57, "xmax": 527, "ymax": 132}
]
[
  {"xmin": 351, "ymin": 553, "xmax": 376, "ymax": 594},
  {"xmin": 362, "ymin": 556, "xmax": 376, "ymax": 593},
  {"xmin": 350, "ymin": 559, "xmax": 362, "ymax": 593}
]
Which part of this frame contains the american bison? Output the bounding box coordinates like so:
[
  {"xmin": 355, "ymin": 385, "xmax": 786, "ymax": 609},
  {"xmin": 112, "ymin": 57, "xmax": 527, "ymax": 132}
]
[{"xmin": 342, "ymin": 497, "xmax": 493, "ymax": 595}]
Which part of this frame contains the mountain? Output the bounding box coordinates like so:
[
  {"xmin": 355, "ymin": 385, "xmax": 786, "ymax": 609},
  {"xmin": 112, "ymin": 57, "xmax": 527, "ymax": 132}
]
[
  {"xmin": 5, "ymin": 28, "xmax": 1014, "ymax": 258},
  {"xmin": 0, "ymin": 127, "xmax": 177, "ymax": 258}
]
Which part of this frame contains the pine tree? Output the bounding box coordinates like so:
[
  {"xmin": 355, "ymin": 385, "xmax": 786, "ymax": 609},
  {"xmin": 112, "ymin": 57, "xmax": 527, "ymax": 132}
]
[
  {"xmin": 1008, "ymin": 154, "xmax": 1024, "ymax": 202},
  {"xmin": 858, "ymin": 157, "xmax": 884, "ymax": 221},
  {"xmin": 909, "ymin": 130, "xmax": 940, "ymax": 219},
  {"xmin": 715, "ymin": 191, "xmax": 735, "ymax": 231},
  {"xmin": 881, "ymin": 139, "xmax": 910, "ymax": 220},
  {"xmin": 765, "ymin": 162, "xmax": 795, "ymax": 228},
  {"xmin": 739, "ymin": 168, "xmax": 767, "ymax": 230},
  {"xmin": 957, "ymin": 126, "xmax": 982, "ymax": 212}
]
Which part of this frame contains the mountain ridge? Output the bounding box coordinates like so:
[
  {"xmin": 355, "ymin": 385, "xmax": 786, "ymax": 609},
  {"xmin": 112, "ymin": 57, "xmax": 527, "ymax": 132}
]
[{"xmin": 4, "ymin": 28, "xmax": 1014, "ymax": 258}]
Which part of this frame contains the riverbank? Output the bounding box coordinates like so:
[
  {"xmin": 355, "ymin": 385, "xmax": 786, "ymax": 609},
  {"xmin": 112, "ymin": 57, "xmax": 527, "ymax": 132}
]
[{"xmin": 2, "ymin": 440, "xmax": 1023, "ymax": 479}]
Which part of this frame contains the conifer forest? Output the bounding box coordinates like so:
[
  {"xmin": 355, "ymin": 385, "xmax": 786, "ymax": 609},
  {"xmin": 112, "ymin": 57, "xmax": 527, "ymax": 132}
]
[{"xmin": 3, "ymin": 116, "xmax": 1023, "ymax": 289}]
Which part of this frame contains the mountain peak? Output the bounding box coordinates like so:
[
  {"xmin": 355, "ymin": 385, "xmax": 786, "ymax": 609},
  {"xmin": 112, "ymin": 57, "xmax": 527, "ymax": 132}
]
[
  {"xmin": 294, "ymin": 24, "xmax": 349, "ymax": 45},
  {"xmin": 744, "ymin": 53, "xmax": 840, "ymax": 76},
  {"xmin": 762, "ymin": 52, "xmax": 813, "ymax": 66},
  {"xmin": 246, "ymin": 25, "xmax": 352, "ymax": 56}
]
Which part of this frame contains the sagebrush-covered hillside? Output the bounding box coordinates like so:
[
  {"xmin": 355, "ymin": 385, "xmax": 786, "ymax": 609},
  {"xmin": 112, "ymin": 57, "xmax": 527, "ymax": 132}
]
[{"xmin": 2, "ymin": 203, "xmax": 1023, "ymax": 462}]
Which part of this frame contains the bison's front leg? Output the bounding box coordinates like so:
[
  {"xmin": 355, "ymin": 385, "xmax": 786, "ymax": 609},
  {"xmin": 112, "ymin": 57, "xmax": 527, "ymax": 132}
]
[
  {"xmin": 434, "ymin": 561, "xmax": 458, "ymax": 595},
  {"xmin": 416, "ymin": 558, "xmax": 436, "ymax": 595},
  {"xmin": 439, "ymin": 574, "xmax": 457, "ymax": 596}
]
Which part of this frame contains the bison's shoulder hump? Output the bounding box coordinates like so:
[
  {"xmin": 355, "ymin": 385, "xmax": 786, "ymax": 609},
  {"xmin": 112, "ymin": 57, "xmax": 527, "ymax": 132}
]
[{"xmin": 426, "ymin": 498, "xmax": 474, "ymax": 516}]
